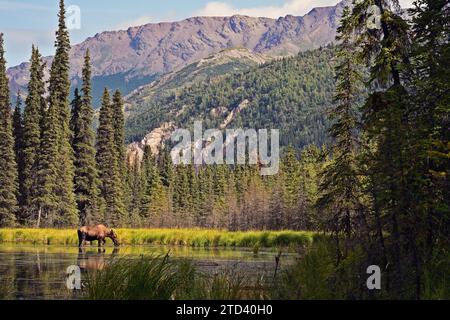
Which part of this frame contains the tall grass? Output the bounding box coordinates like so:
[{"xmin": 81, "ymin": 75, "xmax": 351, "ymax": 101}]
[
  {"xmin": 84, "ymin": 255, "xmax": 268, "ymax": 300},
  {"xmin": 0, "ymin": 282, "xmax": 12, "ymax": 300},
  {"xmin": 80, "ymin": 244, "xmax": 450, "ymax": 300},
  {"xmin": 0, "ymin": 228, "xmax": 319, "ymax": 248}
]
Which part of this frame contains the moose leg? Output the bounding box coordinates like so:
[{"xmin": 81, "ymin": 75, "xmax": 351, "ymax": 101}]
[
  {"xmin": 78, "ymin": 231, "xmax": 86, "ymax": 248},
  {"xmin": 98, "ymin": 238, "xmax": 104, "ymax": 248}
]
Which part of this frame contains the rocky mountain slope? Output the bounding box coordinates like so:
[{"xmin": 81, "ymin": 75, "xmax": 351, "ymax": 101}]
[
  {"xmin": 124, "ymin": 46, "xmax": 336, "ymax": 151},
  {"xmin": 124, "ymin": 47, "xmax": 270, "ymax": 115},
  {"xmin": 7, "ymin": 1, "xmax": 344, "ymax": 105}
]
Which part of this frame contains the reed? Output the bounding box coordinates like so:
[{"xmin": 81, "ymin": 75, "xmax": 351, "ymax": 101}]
[
  {"xmin": 84, "ymin": 255, "xmax": 268, "ymax": 300},
  {"xmin": 0, "ymin": 228, "xmax": 318, "ymax": 248}
]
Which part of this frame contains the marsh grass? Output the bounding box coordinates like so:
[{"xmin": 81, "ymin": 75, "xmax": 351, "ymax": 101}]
[
  {"xmin": 85, "ymin": 254, "xmax": 180, "ymax": 300},
  {"xmin": 0, "ymin": 228, "xmax": 318, "ymax": 248},
  {"xmin": 0, "ymin": 281, "xmax": 13, "ymax": 300},
  {"xmin": 84, "ymin": 255, "xmax": 269, "ymax": 300}
]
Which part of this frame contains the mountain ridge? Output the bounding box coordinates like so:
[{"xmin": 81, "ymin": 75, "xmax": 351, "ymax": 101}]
[{"xmin": 7, "ymin": 1, "xmax": 345, "ymax": 105}]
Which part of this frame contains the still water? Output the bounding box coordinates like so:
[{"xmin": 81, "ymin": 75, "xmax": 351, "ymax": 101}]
[{"xmin": 0, "ymin": 245, "xmax": 294, "ymax": 300}]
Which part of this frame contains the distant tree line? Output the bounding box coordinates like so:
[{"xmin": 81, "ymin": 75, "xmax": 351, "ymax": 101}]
[{"xmin": 126, "ymin": 145, "xmax": 327, "ymax": 230}]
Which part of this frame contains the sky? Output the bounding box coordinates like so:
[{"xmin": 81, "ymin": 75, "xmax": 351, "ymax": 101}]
[{"xmin": 1, "ymin": 0, "xmax": 414, "ymax": 67}]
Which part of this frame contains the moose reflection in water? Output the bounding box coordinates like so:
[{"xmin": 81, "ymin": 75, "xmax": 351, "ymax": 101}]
[{"xmin": 77, "ymin": 247, "xmax": 120, "ymax": 271}]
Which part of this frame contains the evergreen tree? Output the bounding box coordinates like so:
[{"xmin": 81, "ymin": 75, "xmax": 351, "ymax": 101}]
[
  {"xmin": 34, "ymin": 92, "xmax": 58, "ymax": 227},
  {"xmin": 159, "ymin": 148, "xmax": 174, "ymax": 189},
  {"xmin": 187, "ymin": 164, "xmax": 200, "ymax": 217},
  {"xmin": 0, "ymin": 33, "xmax": 18, "ymax": 226},
  {"xmin": 112, "ymin": 90, "xmax": 128, "ymax": 213},
  {"xmin": 96, "ymin": 89, "xmax": 126, "ymax": 226},
  {"xmin": 281, "ymin": 146, "xmax": 301, "ymax": 210},
  {"xmin": 112, "ymin": 90, "xmax": 126, "ymax": 175},
  {"xmin": 45, "ymin": 0, "xmax": 78, "ymax": 226},
  {"xmin": 70, "ymin": 88, "xmax": 81, "ymax": 137},
  {"xmin": 317, "ymin": 6, "xmax": 364, "ymax": 254},
  {"xmin": 71, "ymin": 50, "xmax": 102, "ymax": 225},
  {"xmin": 173, "ymin": 164, "xmax": 191, "ymax": 226},
  {"xmin": 197, "ymin": 165, "xmax": 214, "ymax": 227},
  {"xmin": 140, "ymin": 145, "xmax": 157, "ymax": 219},
  {"xmin": 12, "ymin": 93, "xmax": 25, "ymax": 211},
  {"xmin": 22, "ymin": 46, "xmax": 46, "ymax": 225},
  {"xmin": 127, "ymin": 156, "xmax": 144, "ymax": 227},
  {"xmin": 141, "ymin": 149, "xmax": 168, "ymax": 227}
]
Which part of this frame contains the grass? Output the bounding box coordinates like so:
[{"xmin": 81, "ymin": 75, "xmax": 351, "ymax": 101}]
[
  {"xmin": 0, "ymin": 282, "xmax": 13, "ymax": 300},
  {"xmin": 84, "ymin": 254, "xmax": 268, "ymax": 300},
  {"xmin": 0, "ymin": 228, "xmax": 319, "ymax": 248}
]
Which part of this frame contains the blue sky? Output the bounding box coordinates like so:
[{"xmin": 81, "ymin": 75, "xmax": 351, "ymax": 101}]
[{"xmin": 1, "ymin": 0, "xmax": 413, "ymax": 67}]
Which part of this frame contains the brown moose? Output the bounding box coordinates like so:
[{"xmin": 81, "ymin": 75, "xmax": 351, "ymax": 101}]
[{"xmin": 77, "ymin": 224, "xmax": 120, "ymax": 247}]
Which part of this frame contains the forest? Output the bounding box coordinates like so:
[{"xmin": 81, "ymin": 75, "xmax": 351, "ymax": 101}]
[
  {"xmin": 125, "ymin": 47, "xmax": 336, "ymax": 148},
  {"xmin": 0, "ymin": 0, "xmax": 448, "ymax": 300}
]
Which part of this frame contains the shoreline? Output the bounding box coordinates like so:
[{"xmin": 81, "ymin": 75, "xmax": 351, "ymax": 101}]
[{"xmin": 0, "ymin": 228, "xmax": 320, "ymax": 249}]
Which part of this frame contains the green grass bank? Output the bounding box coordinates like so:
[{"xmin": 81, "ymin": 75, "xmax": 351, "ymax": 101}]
[{"xmin": 0, "ymin": 228, "xmax": 320, "ymax": 248}]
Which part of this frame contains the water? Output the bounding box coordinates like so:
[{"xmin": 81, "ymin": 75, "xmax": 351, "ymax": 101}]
[{"xmin": 0, "ymin": 245, "xmax": 296, "ymax": 300}]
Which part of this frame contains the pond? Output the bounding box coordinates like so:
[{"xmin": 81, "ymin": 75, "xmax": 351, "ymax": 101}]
[{"xmin": 0, "ymin": 245, "xmax": 297, "ymax": 300}]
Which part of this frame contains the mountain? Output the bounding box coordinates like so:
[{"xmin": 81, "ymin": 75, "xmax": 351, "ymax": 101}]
[
  {"xmin": 7, "ymin": 2, "xmax": 345, "ymax": 106},
  {"xmin": 125, "ymin": 46, "xmax": 336, "ymax": 152},
  {"xmin": 124, "ymin": 47, "xmax": 270, "ymax": 115}
]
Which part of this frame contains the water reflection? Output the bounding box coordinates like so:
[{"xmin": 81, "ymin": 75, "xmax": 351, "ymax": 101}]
[
  {"xmin": 0, "ymin": 245, "xmax": 293, "ymax": 300},
  {"xmin": 77, "ymin": 247, "xmax": 120, "ymax": 271}
]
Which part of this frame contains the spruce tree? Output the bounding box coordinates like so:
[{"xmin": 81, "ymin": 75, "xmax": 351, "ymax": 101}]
[
  {"xmin": 71, "ymin": 50, "xmax": 102, "ymax": 225},
  {"xmin": 34, "ymin": 93, "xmax": 58, "ymax": 227},
  {"xmin": 13, "ymin": 93, "xmax": 25, "ymax": 211},
  {"xmin": 281, "ymin": 146, "xmax": 301, "ymax": 210},
  {"xmin": 70, "ymin": 88, "xmax": 81, "ymax": 136},
  {"xmin": 140, "ymin": 147, "xmax": 168, "ymax": 226},
  {"xmin": 317, "ymin": 6, "xmax": 364, "ymax": 250},
  {"xmin": 96, "ymin": 89, "xmax": 126, "ymax": 226},
  {"xmin": 127, "ymin": 157, "xmax": 144, "ymax": 227},
  {"xmin": 173, "ymin": 164, "xmax": 191, "ymax": 226},
  {"xmin": 160, "ymin": 148, "xmax": 174, "ymax": 189},
  {"xmin": 22, "ymin": 46, "xmax": 46, "ymax": 224},
  {"xmin": 197, "ymin": 165, "xmax": 214, "ymax": 227},
  {"xmin": 45, "ymin": 0, "xmax": 78, "ymax": 226},
  {"xmin": 0, "ymin": 33, "xmax": 18, "ymax": 226},
  {"xmin": 140, "ymin": 145, "xmax": 157, "ymax": 219},
  {"xmin": 112, "ymin": 90, "xmax": 126, "ymax": 175},
  {"xmin": 112, "ymin": 90, "xmax": 128, "ymax": 214}
]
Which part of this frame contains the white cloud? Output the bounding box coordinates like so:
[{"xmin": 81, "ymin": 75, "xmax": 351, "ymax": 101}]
[
  {"xmin": 196, "ymin": 0, "xmax": 338, "ymax": 18},
  {"xmin": 115, "ymin": 15, "xmax": 155, "ymax": 30},
  {"xmin": 196, "ymin": 0, "xmax": 416, "ymax": 19}
]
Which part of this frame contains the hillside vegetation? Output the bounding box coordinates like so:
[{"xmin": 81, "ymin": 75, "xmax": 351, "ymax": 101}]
[
  {"xmin": 125, "ymin": 48, "xmax": 269, "ymax": 116},
  {"xmin": 125, "ymin": 46, "xmax": 336, "ymax": 148}
]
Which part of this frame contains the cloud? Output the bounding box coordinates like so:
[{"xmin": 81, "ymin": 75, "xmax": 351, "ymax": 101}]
[
  {"xmin": 195, "ymin": 0, "xmax": 416, "ymax": 19},
  {"xmin": 115, "ymin": 15, "xmax": 155, "ymax": 30},
  {"xmin": 195, "ymin": 0, "xmax": 340, "ymax": 18}
]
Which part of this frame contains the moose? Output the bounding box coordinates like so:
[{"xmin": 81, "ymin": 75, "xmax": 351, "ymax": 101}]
[{"xmin": 77, "ymin": 224, "xmax": 120, "ymax": 247}]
